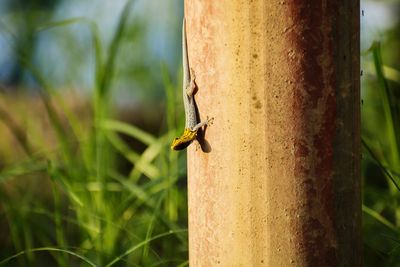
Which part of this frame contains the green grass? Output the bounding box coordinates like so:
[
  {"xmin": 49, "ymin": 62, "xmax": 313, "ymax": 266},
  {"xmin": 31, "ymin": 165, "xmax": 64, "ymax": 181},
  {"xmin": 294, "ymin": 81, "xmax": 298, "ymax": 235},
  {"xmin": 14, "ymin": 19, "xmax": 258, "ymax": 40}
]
[
  {"xmin": 362, "ymin": 41, "xmax": 400, "ymax": 266},
  {"xmin": 0, "ymin": 1, "xmax": 189, "ymax": 266}
]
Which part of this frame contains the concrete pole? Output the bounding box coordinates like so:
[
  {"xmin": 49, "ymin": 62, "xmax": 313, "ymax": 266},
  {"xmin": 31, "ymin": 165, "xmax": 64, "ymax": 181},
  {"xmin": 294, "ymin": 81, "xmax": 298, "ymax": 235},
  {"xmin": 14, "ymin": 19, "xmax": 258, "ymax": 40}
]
[{"xmin": 185, "ymin": 0, "xmax": 360, "ymax": 266}]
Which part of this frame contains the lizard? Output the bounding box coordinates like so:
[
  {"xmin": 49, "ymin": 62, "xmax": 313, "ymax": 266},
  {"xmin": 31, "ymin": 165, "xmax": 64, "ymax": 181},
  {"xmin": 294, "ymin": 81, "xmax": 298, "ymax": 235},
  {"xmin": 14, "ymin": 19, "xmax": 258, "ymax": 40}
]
[{"xmin": 170, "ymin": 19, "xmax": 212, "ymax": 151}]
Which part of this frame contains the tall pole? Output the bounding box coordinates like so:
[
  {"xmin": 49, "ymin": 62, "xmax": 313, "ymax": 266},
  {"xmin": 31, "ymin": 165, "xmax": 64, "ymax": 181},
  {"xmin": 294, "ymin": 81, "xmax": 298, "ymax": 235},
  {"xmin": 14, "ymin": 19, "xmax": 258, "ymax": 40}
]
[{"xmin": 185, "ymin": 0, "xmax": 360, "ymax": 266}]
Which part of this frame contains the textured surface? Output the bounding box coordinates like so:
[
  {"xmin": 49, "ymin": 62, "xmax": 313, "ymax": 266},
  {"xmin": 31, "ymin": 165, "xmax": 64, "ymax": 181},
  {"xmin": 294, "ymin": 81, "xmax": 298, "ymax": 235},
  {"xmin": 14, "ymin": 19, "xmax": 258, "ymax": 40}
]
[{"xmin": 185, "ymin": 0, "xmax": 360, "ymax": 266}]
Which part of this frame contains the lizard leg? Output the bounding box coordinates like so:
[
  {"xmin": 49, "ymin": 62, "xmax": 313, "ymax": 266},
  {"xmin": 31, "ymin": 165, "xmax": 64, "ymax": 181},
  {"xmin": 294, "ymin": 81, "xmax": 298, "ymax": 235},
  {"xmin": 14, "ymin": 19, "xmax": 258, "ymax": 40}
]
[
  {"xmin": 191, "ymin": 117, "xmax": 214, "ymax": 131},
  {"xmin": 186, "ymin": 68, "xmax": 197, "ymax": 97}
]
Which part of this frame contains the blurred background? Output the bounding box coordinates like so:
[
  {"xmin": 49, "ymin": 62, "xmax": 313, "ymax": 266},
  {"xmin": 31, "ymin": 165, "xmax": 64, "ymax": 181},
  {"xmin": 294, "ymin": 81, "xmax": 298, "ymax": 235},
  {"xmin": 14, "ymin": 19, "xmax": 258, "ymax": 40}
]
[{"xmin": 0, "ymin": 0, "xmax": 399, "ymax": 266}]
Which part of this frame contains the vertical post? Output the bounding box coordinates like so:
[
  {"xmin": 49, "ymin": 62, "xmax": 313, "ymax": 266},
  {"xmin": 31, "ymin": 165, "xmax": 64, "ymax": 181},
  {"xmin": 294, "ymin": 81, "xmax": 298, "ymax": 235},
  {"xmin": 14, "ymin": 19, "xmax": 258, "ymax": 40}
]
[{"xmin": 186, "ymin": 0, "xmax": 360, "ymax": 266}]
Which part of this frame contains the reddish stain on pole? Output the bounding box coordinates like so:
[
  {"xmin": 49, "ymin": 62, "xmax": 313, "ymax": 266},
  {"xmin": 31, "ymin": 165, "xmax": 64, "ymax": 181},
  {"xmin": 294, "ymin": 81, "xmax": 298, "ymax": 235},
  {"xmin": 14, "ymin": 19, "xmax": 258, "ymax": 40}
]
[{"xmin": 288, "ymin": 1, "xmax": 339, "ymax": 266}]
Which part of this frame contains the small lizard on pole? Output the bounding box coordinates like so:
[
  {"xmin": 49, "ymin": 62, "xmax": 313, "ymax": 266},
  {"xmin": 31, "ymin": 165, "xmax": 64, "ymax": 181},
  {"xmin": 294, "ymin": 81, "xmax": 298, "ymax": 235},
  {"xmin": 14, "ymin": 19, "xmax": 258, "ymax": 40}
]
[{"xmin": 171, "ymin": 19, "xmax": 212, "ymax": 150}]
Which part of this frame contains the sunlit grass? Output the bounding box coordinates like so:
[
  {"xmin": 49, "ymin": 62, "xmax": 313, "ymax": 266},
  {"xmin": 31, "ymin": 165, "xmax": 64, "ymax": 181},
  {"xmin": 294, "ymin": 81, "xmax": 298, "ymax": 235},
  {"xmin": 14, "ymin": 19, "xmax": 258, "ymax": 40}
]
[{"xmin": 0, "ymin": 0, "xmax": 188, "ymax": 266}]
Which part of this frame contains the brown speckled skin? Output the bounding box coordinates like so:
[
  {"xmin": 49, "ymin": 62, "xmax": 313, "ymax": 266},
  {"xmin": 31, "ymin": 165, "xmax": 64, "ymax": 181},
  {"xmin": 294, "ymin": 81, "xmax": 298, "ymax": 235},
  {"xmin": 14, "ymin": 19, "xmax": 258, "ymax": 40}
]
[{"xmin": 185, "ymin": 0, "xmax": 360, "ymax": 266}]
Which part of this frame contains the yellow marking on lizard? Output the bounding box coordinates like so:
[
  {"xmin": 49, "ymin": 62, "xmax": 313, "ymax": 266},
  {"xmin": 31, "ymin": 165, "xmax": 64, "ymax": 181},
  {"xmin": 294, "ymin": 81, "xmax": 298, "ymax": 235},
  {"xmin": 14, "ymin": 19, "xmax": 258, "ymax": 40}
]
[{"xmin": 171, "ymin": 128, "xmax": 198, "ymax": 150}]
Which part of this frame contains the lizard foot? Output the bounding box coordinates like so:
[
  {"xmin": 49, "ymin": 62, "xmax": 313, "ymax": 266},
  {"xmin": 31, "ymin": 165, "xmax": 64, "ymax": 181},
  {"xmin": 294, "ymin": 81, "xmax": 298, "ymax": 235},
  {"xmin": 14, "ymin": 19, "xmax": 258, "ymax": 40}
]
[{"xmin": 206, "ymin": 116, "xmax": 214, "ymax": 126}]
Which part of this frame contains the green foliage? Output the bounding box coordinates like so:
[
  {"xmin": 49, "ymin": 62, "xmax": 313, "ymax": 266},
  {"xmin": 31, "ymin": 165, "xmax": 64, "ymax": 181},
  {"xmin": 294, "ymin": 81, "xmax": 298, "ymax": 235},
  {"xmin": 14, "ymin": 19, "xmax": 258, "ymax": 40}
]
[
  {"xmin": 0, "ymin": 0, "xmax": 188, "ymax": 266},
  {"xmin": 362, "ymin": 40, "xmax": 400, "ymax": 265}
]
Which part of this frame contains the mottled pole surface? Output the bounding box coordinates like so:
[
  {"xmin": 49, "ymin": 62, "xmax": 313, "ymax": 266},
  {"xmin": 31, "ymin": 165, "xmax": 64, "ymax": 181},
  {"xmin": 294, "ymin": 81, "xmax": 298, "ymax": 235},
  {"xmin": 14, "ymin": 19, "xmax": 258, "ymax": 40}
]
[{"xmin": 185, "ymin": 0, "xmax": 360, "ymax": 266}]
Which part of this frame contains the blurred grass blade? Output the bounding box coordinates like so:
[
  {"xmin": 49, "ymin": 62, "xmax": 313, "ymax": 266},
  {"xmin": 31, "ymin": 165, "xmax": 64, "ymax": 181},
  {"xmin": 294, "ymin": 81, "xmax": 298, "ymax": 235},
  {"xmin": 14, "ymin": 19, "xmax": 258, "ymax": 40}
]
[
  {"xmin": 52, "ymin": 184, "xmax": 67, "ymax": 267},
  {"xmin": 362, "ymin": 205, "xmax": 397, "ymax": 232},
  {"xmin": 97, "ymin": 0, "xmax": 135, "ymax": 96},
  {"xmin": 371, "ymin": 41, "xmax": 400, "ymax": 169},
  {"xmin": 101, "ymin": 119, "xmax": 156, "ymax": 145},
  {"xmin": 362, "ymin": 138, "xmax": 400, "ymax": 191},
  {"xmin": 0, "ymin": 161, "xmax": 46, "ymax": 183},
  {"xmin": 0, "ymin": 105, "xmax": 31, "ymax": 154},
  {"xmin": 105, "ymin": 131, "xmax": 160, "ymax": 179},
  {"xmin": 109, "ymin": 171, "xmax": 153, "ymax": 206},
  {"xmin": 0, "ymin": 247, "xmax": 98, "ymax": 267},
  {"xmin": 104, "ymin": 229, "xmax": 187, "ymax": 267},
  {"xmin": 16, "ymin": 53, "xmax": 76, "ymax": 165},
  {"xmin": 162, "ymin": 63, "xmax": 181, "ymax": 133},
  {"xmin": 363, "ymin": 61, "xmax": 400, "ymax": 83},
  {"xmin": 36, "ymin": 17, "xmax": 89, "ymax": 32},
  {"xmin": 142, "ymin": 192, "xmax": 165, "ymax": 259},
  {"xmin": 129, "ymin": 136, "xmax": 166, "ymax": 181},
  {"xmin": 177, "ymin": 260, "xmax": 189, "ymax": 267},
  {"xmin": 48, "ymin": 162, "xmax": 84, "ymax": 207}
]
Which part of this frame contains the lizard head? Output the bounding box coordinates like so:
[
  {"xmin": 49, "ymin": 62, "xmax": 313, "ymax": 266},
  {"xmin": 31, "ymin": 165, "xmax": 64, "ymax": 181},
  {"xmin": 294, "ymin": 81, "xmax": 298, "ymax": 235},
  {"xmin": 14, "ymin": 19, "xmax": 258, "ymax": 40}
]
[{"xmin": 171, "ymin": 128, "xmax": 197, "ymax": 150}]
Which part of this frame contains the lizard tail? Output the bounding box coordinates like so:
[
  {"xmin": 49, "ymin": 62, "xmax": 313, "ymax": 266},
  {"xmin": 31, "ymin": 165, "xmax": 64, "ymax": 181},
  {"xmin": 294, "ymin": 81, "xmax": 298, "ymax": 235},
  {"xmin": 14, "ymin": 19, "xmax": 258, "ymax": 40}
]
[{"xmin": 182, "ymin": 18, "xmax": 190, "ymax": 86}]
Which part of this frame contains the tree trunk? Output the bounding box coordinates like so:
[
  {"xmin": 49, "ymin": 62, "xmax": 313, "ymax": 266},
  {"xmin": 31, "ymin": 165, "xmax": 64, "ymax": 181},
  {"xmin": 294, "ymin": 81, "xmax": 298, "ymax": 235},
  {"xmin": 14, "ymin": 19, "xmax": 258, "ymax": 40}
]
[{"xmin": 185, "ymin": 0, "xmax": 360, "ymax": 266}]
